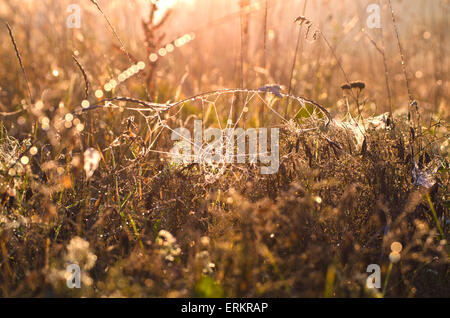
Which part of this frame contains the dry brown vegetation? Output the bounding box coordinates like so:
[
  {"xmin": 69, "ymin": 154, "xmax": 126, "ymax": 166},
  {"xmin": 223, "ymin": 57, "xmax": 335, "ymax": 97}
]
[{"xmin": 0, "ymin": 0, "xmax": 448, "ymax": 297}]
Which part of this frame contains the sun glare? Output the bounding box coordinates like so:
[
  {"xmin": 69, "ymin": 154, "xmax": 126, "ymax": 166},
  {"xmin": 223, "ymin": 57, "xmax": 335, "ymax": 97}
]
[{"xmin": 153, "ymin": 0, "xmax": 194, "ymax": 21}]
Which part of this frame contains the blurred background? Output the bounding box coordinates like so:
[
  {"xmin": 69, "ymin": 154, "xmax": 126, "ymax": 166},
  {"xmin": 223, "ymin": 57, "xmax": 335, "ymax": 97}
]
[
  {"xmin": 0, "ymin": 0, "xmax": 448, "ymax": 125},
  {"xmin": 0, "ymin": 1, "xmax": 448, "ymax": 298}
]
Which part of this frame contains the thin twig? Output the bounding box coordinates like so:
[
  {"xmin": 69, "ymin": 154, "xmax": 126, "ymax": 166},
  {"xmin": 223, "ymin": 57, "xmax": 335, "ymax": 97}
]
[
  {"xmin": 285, "ymin": 0, "xmax": 308, "ymax": 117},
  {"xmin": 387, "ymin": 0, "xmax": 413, "ymax": 104},
  {"xmin": 364, "ymin": 30, "xmax": 393, "ymax": 118},
  {"xmin": 89, "ymin": 0, "xmax": 151, "ymax": 101},
  {"xmin": 5, "ymin": 23, "xmax": 33, "ymax": 105},
  {"xmin": 260, "ymin": 0, "xmax": 269, "ymax": 125},
  {"xmin": 377, "ymin": 0, "xmax": 393, "ymax": 118},
  {"xmin": 72, "ymin": 55, "xmax": 90, "ymax": 100},
  {"xmin": 386, "ymin": 0, "xmax": 419, "ymax": 156}
]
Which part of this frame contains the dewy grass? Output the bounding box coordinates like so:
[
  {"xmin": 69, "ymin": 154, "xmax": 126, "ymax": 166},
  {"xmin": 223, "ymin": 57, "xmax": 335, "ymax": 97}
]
[
  {"xmin": 285, "ymin": 0, "xmax": 308, "ymax": 117},
  {"xmin": 72, "ymin": 55, "xmax": 90, "ymax": 100},
  {"xmin": 382, "ymin": 262, "xmax": 393, "ymax": 297},
  {"xmin": 0, "ymin": 0, "xmax": 448, "ymax": 298},
  {"xmin": 5, "ymin": 23, "xmax": 33, "ymax": 105},
  {"xmin": 425, "ymin": 192, "xmax": 446, "ymax": 241}
]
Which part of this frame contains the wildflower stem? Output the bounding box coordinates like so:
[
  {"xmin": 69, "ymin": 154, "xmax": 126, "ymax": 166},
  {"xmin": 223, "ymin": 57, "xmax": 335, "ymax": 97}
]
[
  {"xmin": 5, "ymin": 23, "xmax": 33, "ymax": 105},
  {"xmin": 382, "ymin": 262, "xmax": 393, "ymax": 297},
  {"xmin": 425, "ymin": 193, "xmax": 445, "ymax": 240},
  {"xmin": 285, "ymin": 0, "xmax": 308, "ymax": 118}
]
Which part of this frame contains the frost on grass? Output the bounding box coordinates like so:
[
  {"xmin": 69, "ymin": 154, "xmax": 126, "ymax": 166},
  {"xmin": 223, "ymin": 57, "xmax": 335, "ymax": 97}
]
[
  {"xmin": 258, "ymin": 84, "xmax": 284, "ymax": 98},
  {"xmin": 0, "ymin": 135, "xmax": 30, "ymax": 173},
  {"xmin": 83, "ymin": 147, "xmax": 101, "ymax": 179},
  {"xmin": 156, "ymin": 230, "xmax": 181, "ymax": 263},
  {"xmin": 412, "ymin": 161, "xmax": 439, "ymax": 189},
  {"xmin": 47, "ymin": 237, "xmax": 97, "ymax": 289}
]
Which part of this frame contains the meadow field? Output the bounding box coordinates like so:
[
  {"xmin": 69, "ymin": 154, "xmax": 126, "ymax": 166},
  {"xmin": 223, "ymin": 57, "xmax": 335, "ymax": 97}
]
[{"xmin": 0, "ymin": 0, "xmax": 448, "ymax": 297}]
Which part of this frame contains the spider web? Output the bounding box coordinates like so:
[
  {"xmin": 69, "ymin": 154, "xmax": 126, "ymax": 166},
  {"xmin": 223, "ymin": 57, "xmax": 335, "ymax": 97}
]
[{"xmin": 81, "ymin": 89, "xmax": 332, "ymax": 183}]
